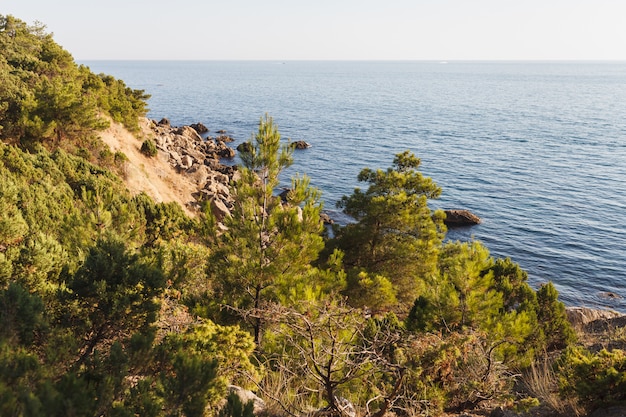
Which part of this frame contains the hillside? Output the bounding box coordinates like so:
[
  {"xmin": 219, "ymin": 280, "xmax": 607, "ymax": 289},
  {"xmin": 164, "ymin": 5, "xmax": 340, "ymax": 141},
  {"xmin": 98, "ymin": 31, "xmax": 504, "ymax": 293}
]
[
  {"xmin": 5, "ymin": 14, "xmax": 626, "ymax": 417},
  {"xmin": 98, "ymin": 117, "xmax": 199, "ymax": 217}
]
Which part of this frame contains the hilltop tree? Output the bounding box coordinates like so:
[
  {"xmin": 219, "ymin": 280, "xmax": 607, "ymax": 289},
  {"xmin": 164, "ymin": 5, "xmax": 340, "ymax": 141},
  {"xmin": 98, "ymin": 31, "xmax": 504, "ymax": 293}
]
[
  {"xmin": 206, "ymin": 115, "xmax": 327, "ymax": 347},
  {"xmin": 0, "ymin": 14, "xmax": 149, "ymax": 148}
]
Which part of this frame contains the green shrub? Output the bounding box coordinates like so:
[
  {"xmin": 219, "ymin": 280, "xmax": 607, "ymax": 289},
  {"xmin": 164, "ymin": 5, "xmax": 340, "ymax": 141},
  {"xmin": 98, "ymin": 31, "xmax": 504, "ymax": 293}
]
[
  {"xmin": 140, "ymin": 138, "xmax": 158, "ymax": 157},
  {"xmin": 558, "ymin": 346, "xmax": 626, "ymax": 411}
]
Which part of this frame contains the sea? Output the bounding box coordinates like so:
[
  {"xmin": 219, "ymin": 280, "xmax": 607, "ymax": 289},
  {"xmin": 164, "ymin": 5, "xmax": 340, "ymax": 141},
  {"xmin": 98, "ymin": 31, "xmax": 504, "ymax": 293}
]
[{"xmin": 81, "ymin": 60, "xmax": 626, "ymax": 313}]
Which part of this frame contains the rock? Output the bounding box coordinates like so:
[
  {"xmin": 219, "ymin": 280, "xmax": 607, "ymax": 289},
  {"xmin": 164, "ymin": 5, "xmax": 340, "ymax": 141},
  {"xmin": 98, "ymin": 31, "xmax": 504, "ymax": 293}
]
[
  {"xmin": 237, "ymin": 142, "xmax": 253, "ymax": 153},
  {"xmin": 144, "ymin": 117, "xmax": 238, "ymax": 215},
  {"xmin": 225, "ymin": 385, "xmax": 266, "ymax": 415},
  {"xmin": 566, "ymin": 306, "xmax": 623, "ymax": 328},
  {"xmin": 489, "ymin": 407, "xmax": 517, "ymax": 417},
  {"xmin": 279, "ymin": 188, "xmax": 292, "ymax": 202},
  {"xmin": 204, "ymin": 158, "xmax": 221, "ymax": 170},
  {"xmin": 216, "ymin": 134, "xmax": 235, "ymax": 143},
  {"xmin": 443, "ymin": 209, "xmax": 481, "ymax": 227},
  {"xmin": 169, "ymin": 150, "xmax": 182, "ymax": 165},
  {"xmin": 315, "ymin": 397, "xmax": 356, "ymax": 417},
  {"xmin": 291, "ymin": 140, "xmax": 311, "ymax": 149},
  {"xmin": 217, "ymin": 129, "xmax": 227, "ymax": 134},
  {"xmin": 182, "ymin": 148, "xmax": 205, "ymax": 164},
  {"xmin": 217, "ymin": 146, "xmax": 236, "ymax": 159},
  {"xmin": 190, "ymin": 122, "xmax": 208, "ymax": 134},
  {"xmin": 600, "ymin": 291, "xmax": 622, "ymax": 299},
  {"xmin": 174, "ymin": 126, "xmax": 203, "ymax": 142},
  {"xmin": 210, "ymin": 198, "xmax": 231, "ymax": 222},
  {"xmin": 180, "ymin": 155, "xmax": 193, "ymax": 169},
  {"xmin": 154, "ymin": 135, "xmax": 169, "ymax": 149},
  {"xmin": 158, "ymin": 117, "xmax": 170, "ymax": 126},
  {"xmin": 186, "ymin": 164, "xmax": 211, "ymax": 185},
  {"xmin": 320, "ymin": 212, "xmax": 334, "ymax": 225}
]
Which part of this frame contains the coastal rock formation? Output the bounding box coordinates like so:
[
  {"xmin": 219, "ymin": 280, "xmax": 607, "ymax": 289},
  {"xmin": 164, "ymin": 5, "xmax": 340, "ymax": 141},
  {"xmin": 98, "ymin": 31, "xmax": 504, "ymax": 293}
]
[
  {"xmin": 146, "ymin": 118, "xmax": 237, "ymax": 218},
  {"xmin": 443, "ymin": 209, "xmax": 481, "ymax": 227},
  {"xmin": 566, "ymin": 306, "xmax": 624, "ymax": 329},
  {"xmin": 143, "ymin": 118, "xmax": 338, "ymax": 230}
]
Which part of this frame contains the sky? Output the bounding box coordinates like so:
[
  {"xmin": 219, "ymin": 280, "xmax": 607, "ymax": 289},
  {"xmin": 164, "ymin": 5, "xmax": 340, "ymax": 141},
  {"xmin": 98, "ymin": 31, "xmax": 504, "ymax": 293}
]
[{"xmin": 3, "ymin": 0, "xmax": 626, "ymax": 61}]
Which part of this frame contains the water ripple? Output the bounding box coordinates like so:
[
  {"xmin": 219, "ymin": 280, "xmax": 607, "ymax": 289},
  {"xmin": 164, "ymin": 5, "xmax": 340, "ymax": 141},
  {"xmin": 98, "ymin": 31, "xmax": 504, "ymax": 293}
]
[{"xmin": 83, "ymin": 60, "xmax": 626, "ymax": 312}]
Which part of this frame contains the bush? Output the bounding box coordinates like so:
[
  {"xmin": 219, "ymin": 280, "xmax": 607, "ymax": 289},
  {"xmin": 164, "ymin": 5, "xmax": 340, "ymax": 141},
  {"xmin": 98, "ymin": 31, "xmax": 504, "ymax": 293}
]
[
  {"xmin": 140, "ymin": 138, "xmax": 158, "ymax": 157},
  {"xmin": 558, "ymin": 346, "xmax": 626, "ymax": 411},
  {"xmin": 402, "ymin": 331, "xmax": 516, "ymax": 414}
]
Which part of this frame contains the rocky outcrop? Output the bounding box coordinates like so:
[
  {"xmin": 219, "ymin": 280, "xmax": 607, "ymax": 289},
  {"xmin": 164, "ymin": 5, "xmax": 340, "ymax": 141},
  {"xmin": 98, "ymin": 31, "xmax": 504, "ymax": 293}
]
[
  {"xmin": 566, "ymin": 306, "xmax": 626, "ymax": 332},
  {"xmin": 144, "ymin": 118, "xmax": 328, "ymax": 229},
  {"xmin": 443, "ymin": 209, "xmax": 481, "ymax": 227},
  {"xmin": 146, "ymin": 118, "xmax": 237, "ymax": 219}
]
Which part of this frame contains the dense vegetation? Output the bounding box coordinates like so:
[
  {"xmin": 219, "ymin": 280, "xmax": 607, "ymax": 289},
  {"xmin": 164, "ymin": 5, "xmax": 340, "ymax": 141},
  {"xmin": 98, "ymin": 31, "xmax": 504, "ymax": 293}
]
[{"xmin": 1, "ymin": 14, "xmax": 624, "ymax": 417}]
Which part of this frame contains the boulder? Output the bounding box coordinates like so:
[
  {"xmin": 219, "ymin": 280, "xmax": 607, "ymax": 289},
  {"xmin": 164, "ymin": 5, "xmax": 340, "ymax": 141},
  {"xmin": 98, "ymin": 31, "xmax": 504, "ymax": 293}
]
[
  {"xmin": 144, "ymin": 117, "xmax": 239, "ymax": 214},
  {"xmin": 169, "ymin": 150, "xmax": 182, "ymax": 165},
  {"xmin": 174, "ymin": 126, "xmax": 203, "ymax": 142},
  {"xmin": 237, "ymin": 142, "xmax": 253, "ymax": 153},
  {"xmin": 320, "ymin": 212, "xmax": 334, "ymax": 225},
  {"xmin": 179, "ymin": 155, "xmax": 194, "ymax": 170},
  {"xmin": 158, "ymin": 117, "xmax": 171, "ymax": 126},
  {"xmin": 217, "ymin": 146, "xmax": 236, "ymax": 159},
  {"xmin": 210, "ymin": 197, "xmax": 231, "ymax": 222},
  {"xmin": 190, "ymin": 122, "xmax": 208, "ymax": 134},
  {"xmin": 216, "ymin": 134, "xmax": 235, "ymax": 143},
  {"xmin": 566, "ymin": 306, "xmax": 624, "ymax": 330},
  {"xmin": 186, "ymin": 164, "xmax": 211, "ymax": 186},
  {"xmin": 292, "ymin": 140, "xmax": 311, "ymax": 149},
  {"xmin": 225, "ymin": 385, "xmax": 266, "ymax": 415},
  {"xmin": 443, "ymin": 209, "xmax": 481, "ymax": 227},
  {"xmin": 279, "ymin": 188, "xmax": 292, "ymax": 202},
  {"xmin": 154, "ymin": 135, "xmax": 169, "ymax": 150}
]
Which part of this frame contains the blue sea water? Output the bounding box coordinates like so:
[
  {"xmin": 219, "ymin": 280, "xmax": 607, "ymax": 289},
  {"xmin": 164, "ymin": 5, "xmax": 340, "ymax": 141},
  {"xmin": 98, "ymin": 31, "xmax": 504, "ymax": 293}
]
[{"xmin": 82, "ymin": 60, "xmax": 626, "ymax": 312}]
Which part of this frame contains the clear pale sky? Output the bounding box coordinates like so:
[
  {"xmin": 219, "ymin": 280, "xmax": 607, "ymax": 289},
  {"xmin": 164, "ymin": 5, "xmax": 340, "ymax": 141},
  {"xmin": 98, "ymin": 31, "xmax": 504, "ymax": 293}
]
[{"xmin": 3, "ymin": 0, "xmax": 625, "ymax": 60}]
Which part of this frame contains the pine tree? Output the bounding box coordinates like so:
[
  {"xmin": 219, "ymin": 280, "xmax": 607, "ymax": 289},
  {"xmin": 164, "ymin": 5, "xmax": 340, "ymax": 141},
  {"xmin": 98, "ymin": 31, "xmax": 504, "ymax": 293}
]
[
  {"xmin": 332, "ymin": 150, "xmax": 446, "ymax": 310},
  {"xmin": 207, "ymin": 115, "xmax": 325, "ymax": 347}
]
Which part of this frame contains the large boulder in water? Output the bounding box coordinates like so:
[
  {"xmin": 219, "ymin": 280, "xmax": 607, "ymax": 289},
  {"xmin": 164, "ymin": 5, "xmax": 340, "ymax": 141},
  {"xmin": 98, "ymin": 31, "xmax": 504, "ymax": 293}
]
[{"xmin": 443, "ymin": 209, "xmax": 481, "ymax": 227}]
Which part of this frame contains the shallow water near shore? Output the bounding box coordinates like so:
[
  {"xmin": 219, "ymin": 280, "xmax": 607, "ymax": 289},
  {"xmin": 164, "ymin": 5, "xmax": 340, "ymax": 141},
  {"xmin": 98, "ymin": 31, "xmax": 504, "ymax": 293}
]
[{"xmin": 83, "ymin": 60, "xmax": 626, "ymax": 312}]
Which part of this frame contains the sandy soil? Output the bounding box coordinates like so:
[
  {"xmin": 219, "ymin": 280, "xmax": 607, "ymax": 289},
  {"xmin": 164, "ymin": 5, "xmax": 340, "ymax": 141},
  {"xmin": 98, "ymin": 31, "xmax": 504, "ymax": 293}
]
[{"xmin": 98, "ymin": 118, "xmax": 198, "ymax": 217}]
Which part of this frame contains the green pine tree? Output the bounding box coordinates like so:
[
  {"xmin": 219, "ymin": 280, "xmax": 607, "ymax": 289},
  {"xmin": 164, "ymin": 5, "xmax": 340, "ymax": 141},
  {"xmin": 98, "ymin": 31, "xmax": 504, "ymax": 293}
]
[
  {"xmin": 207, "ymin": 115, "xmax": 326, "ymax": 347},
  {"xmin": 332, "ymin": 150, "xmax": 446, "ymax": 310}
]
